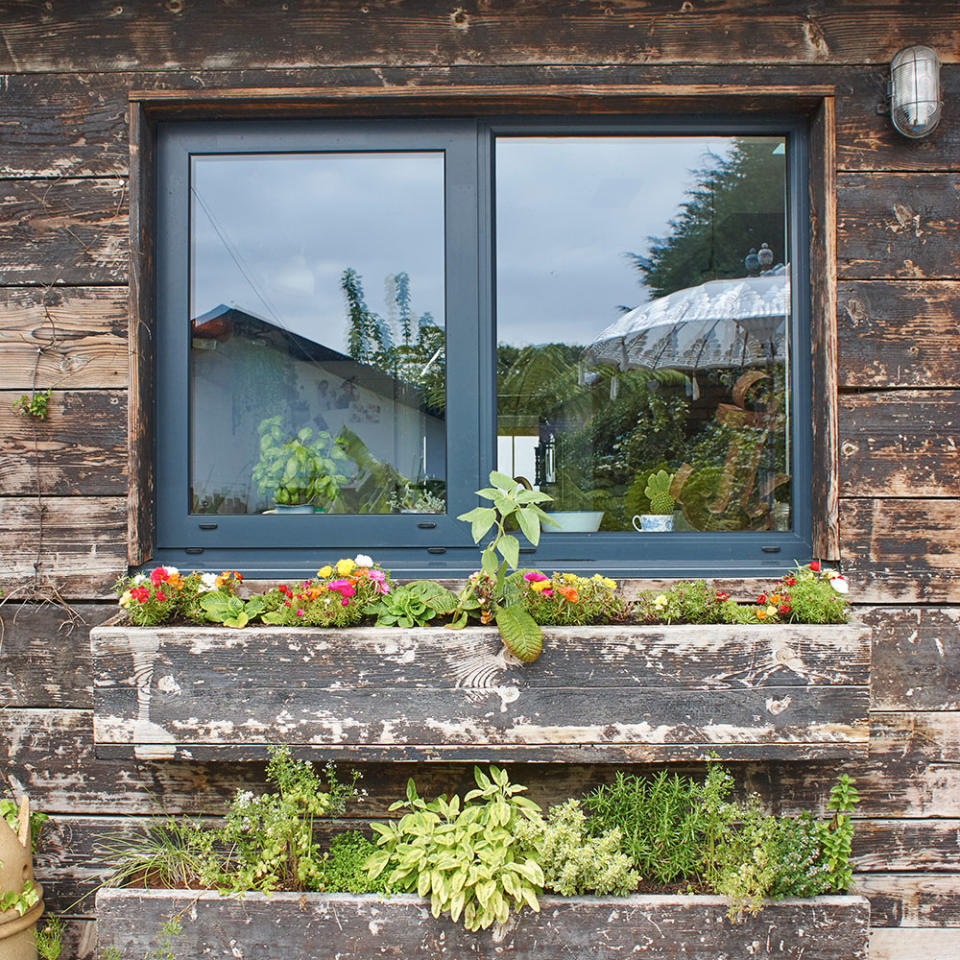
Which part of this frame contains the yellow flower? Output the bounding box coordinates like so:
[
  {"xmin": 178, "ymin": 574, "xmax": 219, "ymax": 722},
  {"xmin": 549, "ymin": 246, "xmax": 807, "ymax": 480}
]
[
  {"xmin": 336, "ymin": 558, "xmax": 356, "ymax": 577},
  {"xmin": 654, "ymin": 594, "xmax": 668, "ymax": 608},
  {"xmin": 119, "ymin": 591, "xmax": 132, "ymax": 609},
  {"xmin": 530, "ymin": 579, "xmax": 552, "ymax": 593},
  {"xmin": 766, "ymin": 604, "xmax": 778, "ymax": 617},
  {"xmin": 562, "ymin": 573, "xmax": 578, "ymax": 583},
  {"xmin": 602, "ymin": 577, "xmax": 616, "ymax": 590},
  {"xmin": 316, "ymin": 565, "xmax": 333, "ymax": 579}
]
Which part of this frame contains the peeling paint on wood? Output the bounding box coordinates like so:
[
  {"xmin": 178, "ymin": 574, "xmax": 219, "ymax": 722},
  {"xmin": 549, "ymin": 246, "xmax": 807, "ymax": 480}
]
[
  {"xmin": 95, "ymin": 889, "xmax": 870, "ymax": 960},
  {"xmin": 90, "ymin": 623, "xmax": 870, "ymax": 762}
]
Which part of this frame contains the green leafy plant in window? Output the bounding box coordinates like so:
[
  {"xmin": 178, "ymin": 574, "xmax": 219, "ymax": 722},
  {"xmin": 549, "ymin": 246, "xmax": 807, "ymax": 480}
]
[
  {"xmin": 365, "ymin": 765, "xmax": 544, "ymax": 931},
  {"xmin": 252, "ymin": 416, "xmax": 350, "ymax": 509},
  {"xmin": 453, "ymin": 471, "xmax": 556, "ymax": 662}
]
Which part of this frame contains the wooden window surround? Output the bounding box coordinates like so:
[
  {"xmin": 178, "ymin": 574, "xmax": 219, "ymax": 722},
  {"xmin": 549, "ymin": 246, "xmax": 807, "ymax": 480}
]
[{"xmin": 127, "ymin": 84, "xmax": 839, "ymax": 568}]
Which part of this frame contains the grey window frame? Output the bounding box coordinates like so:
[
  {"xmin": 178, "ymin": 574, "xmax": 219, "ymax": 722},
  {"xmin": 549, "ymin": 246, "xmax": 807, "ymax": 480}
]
[{"xmin": 152, "ymin": 114, "xmax": 813, "ymax": 578}]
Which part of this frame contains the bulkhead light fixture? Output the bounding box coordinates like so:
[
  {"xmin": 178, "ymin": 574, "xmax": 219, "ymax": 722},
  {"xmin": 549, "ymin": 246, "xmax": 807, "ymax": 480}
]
[{"xmin": 889, "ymin": 45, "xmax": 942, "ymax": 138}]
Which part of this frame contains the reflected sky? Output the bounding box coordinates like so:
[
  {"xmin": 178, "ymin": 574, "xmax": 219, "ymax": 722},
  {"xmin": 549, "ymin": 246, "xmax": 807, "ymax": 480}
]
[{"xmin": 191, "ymin": 152, "xmax": 445, "ymax": 352}]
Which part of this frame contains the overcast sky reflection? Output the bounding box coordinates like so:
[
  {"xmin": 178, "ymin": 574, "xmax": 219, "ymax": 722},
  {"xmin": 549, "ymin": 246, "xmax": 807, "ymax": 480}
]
[{"xmin": 190, "ymin": 137, "xmax": 741, "ymax": 353}]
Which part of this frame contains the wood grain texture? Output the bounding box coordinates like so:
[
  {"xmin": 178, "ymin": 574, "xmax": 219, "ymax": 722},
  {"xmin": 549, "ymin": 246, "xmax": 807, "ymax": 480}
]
[
  {"xmin": 838, "ymin": 173, "xmax": 960, "ymax": 279},
  {"xmin": 839, "ymin": 392, "xmax": 960, "ymax": 499},
  {"xmin": 1, "ymin": 0, "xmax": 958, "ymax": 72},
  {"xmin": 855, "ymin": 874, "xmax": 960, "ymax": 927},
  {"xmin": 127, "ymin": 101, "xmax": 153, "ymax": 566},
  {"xmin": 0, "ymin": 390, "xmax": 126, "ymax": 495},
  {"xmin": 809, "ymin": 95, "xmax": 840, "ymax": 560},
  {"xmin": 870, "ymin": 928, "xmax": 960, "ymax": 960},
  {"xmin": 835, "ymin": 64, "xmax": 960, "ymax": 172},
  {"xmin": 95, "ymin": 889, "xmax": 869, "ymax": 960},
  {"xmin": 840, "ymin": 499, "xmax": 960, "ymax": 602},
  {"xmin": 0, "ymin": 286, "xmax": 127, "ymax": 390},
  {"xmin": 0, "ymin": 178, "xmax": 127, "ymax": 285},
  {"xmin": 0, "ymin": 496, "xmax": 126, "ymax": 596},
  {"xmin": 0, "ymin": 602, "xmax": 113, "ymax": 709},
  {"xmin": 90, "ymin": 623, "xmax": 870, "ymax": 762},
  {"xmin": 837, "ymin": 280, "xmax": 960, "ymax": 388},
  {"xmin": 866, "ymin": 607, "xmax": 960, "ymax": 711},
  {"xmin": 853, "ymin": 819, "xmax": 960, "ymax": 873}
]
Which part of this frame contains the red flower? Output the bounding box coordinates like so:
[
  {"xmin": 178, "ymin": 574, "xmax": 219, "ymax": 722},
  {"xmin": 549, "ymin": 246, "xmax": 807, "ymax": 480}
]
[
  {"xmin": 783, "ymin": 576, "xmax": 796, "ymax": 586},
  {"xmin": 130, "ymin": 587, "xmax": 149, "ymax": 603},
  {"xmin": 809, "ymin": 561, "xmax": 821, "ymax": 572},
  {"xmin": 150, "ymin": 567, "xmax": 168, "ymax": 586},
  {"xmin": 779, "ymin": 603, "xmax": 792, "ymax": 614},
  {"xmin": 715, "ymin": 591, "xmax": 729, "ymax": 602},
  {"xmin": 757, "ymin": 594, "xmax": 767, "ymax": 604},
  {"xmin": 155, "ymin": 590, "xmax": 166, "ymax": 602}
]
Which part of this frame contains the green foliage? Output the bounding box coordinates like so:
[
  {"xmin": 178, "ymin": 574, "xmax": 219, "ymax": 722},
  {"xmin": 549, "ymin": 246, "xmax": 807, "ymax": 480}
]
[
  {"xmin": 12, "ymin": 388, "xmax": 52, "ymax": 420},
  {"xmin": 0, "ymin": 878, "xmax": 39, "ymax": 917},
  {"xmin": 319, "ymin": 831, "xmax": 391, "ymax": 894},
  {"xmin": 775, "ymin": 563, "xmax": 850, "ymax": 624},
  {"xmin": 202, "ymin": 748, "xmax": 361, "ymax": 894},
  {"xmin": 252, "ymin": 416, "xmax": 350, "ymax": 507},
  {"xmin": 515, "ymin": 799, "xmax": 638, "ymax": 897},
  {"xmin": 34, "ymin": 915, "xmax": 63, "ymax": 960},
  {"xmin": 368, "ymin": 580, "xmax": 457, "ymax": 628},
  {"xmin": 366, "ymin": 766, "xmax": 544, "ymax": 931},
  {"xmin": 818, "ymin": 774, "xmax": 860, "ymax": 892},
  {"xmin": 455, "ymin": 471, "xmax": 555, "ymax": 661},
  {"xmin": 584, "ymin": 765, "xmax": 734, "ymax": 885},
  {"xmin": 714, "ymin": 800, "xmax": 830, "ymax": 919},
  {"xmin": 99, "ymin": 815, "xmax": 211, "ymax": 890},
  {"xmin": 633, "ymin": 580, "xmax": 727, "ymax": 625},
  {"xmin": 644, "ymin": 469, "xmax": 676, "ymax": 515},
  {"xmin": 1, "ymin": 796, "xmax": 48, "ymax": 850},
  {"xmin": 198, "ymin": 590, "xmax": 266, "ymax": 629},
  {"xmin": 519, "ymin": 572, "xmax": 628, "ymax": 627}
]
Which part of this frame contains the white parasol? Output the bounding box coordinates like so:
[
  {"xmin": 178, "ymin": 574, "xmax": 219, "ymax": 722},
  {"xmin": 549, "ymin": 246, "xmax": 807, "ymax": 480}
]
[{"xmin": 583, "ymin": 269, "xmax": 789, "ymax": 373}]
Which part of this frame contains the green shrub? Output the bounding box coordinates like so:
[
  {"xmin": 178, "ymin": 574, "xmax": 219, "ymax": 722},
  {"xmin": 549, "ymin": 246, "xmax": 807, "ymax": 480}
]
[
  {"xmin": 518, "ymin": 571, "xmax": 629, "ymax": 626},
  {"xmin": 516, "ymin": 799, "xmax": 638, "ymax": 896},
  {"xmin": 365, "ymin": 766, "xmax": 544, "ymax": 930},
  {"xmin": 368, "ymin": 580, "xmax": 457, "ymax": 627},
  {"xmin": 320, "ymin": 831, "xmax": 391, "ymax": 894}
]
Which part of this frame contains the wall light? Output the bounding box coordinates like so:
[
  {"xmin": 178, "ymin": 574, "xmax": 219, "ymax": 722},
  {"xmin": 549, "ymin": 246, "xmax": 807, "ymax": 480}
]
[{"xmin": 889, "ymin": 45, "xmax": 942, "ymax": 138}]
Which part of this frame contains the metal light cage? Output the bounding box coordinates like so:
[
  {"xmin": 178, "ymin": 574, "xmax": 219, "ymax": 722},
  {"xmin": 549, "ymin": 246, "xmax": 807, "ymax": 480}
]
[{"xmin": 889, "ymin": 45, "xmax": 942, "ymax": 138}]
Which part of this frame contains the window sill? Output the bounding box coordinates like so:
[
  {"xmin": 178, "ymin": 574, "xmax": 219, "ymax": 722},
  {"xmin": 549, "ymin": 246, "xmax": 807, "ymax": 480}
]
[{"xmin": 91, "ymin": 620, "xmax": 869, "ymax": 763}]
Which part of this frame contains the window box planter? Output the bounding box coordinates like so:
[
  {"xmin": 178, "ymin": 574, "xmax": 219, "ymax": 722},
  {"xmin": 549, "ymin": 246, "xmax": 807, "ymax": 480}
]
[
  {"xmin": 90, "ymin": 622, "xmax": 869, "ymax": 763},
  {"xmin": 95, "ymin": 889, "xmax": 869, "ymax": 959}
]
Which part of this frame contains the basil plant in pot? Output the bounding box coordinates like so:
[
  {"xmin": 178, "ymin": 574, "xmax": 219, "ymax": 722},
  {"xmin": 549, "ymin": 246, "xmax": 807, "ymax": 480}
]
[{"xmin": 252, "ymin": 415, "xmax": 350, "ymax": 513}]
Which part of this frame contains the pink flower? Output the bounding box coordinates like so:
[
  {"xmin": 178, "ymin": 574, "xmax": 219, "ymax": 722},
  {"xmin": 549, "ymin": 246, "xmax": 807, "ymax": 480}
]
[
  {"xmin": 523, "ymin": 571, "xmax": 549, "ymax": 583},
  {"xmin": 296, "ymin": 609, "xmax": 304, "ymax": 617},
  {"xmin": 341, "ymin": 598, "xmax": 350, "ymax": 607},
  {"xmin": 368, "ymin": 569, "xmax": 390, "ymax": 594},
  {"xmin": 150, "ymin": 567, "xmax": 168, "ymax": 586},
  {"xmin": 155, "ymin": 590, "xmax": 166, "ymax": 602},
  {"xmin": 328, "ymin": 579, "xmax": 355, "ymax": 598}
]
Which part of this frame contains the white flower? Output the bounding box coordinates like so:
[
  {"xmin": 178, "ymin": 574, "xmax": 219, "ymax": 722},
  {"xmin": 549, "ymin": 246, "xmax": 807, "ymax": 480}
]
[
  {"xmin": 164, "ymin": 566, "xmax": 180, "ymax": 577},
  {"xmin": 354, "ymin": 554, "xmax": 374, "ymax": 568},
  {"xmin": 131, "ymin": 573, "xmax": 147, "ymax": 585},
  {"xmin": 829, "ymin": 575, "xmax": 849, "ymax": 594},
  {"xmin": 199, "ymin": 572, "xmax": 219, "ymax": 593}
]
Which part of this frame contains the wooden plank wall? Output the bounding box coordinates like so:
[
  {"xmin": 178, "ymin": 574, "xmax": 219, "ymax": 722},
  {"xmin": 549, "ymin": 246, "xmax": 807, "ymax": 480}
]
[{"xmin": 0, "ymin": 4, "xmax": 958, "ymax": 958}]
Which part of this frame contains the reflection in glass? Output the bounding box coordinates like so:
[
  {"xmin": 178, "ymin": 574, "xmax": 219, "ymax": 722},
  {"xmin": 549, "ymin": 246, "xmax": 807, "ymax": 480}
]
[
  {"xmin": 189, "ymin": 153, "xmax": 446, "ymax": 515},
  {"xmin": 496, "ymin": 136, "xmax": 791, "ymax": 533}
]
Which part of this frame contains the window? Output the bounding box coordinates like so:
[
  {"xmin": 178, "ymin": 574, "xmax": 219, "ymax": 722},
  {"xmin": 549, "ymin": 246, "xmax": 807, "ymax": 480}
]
[{"xmin": 153, "ymin": 116, "xmax": 812, "ymax": 577}]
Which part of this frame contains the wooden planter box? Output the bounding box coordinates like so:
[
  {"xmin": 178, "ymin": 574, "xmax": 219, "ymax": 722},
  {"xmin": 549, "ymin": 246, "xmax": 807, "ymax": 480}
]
[
  {"xmin": 95, "ymin": 889, "xmax": 870, "ymax": 959},
  {"xmin": 90, "ymin": 622, "xmax": 869, "ymax": 763}
]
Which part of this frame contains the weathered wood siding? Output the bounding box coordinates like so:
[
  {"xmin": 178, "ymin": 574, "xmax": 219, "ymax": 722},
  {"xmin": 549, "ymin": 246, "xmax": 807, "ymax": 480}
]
[{"xmin": 0, "ymin": 4, "xmax": 958, "ymax": 958}]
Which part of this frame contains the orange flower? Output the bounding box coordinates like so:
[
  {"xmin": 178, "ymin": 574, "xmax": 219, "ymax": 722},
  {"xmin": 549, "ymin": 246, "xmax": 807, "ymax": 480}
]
[
  {"xmin": 558, "ymin": 584, "xmax": 578, "ymax": 603},
  {"xmin": 757, "ymin": 609, "xmax": 768, "ymax": 620}
]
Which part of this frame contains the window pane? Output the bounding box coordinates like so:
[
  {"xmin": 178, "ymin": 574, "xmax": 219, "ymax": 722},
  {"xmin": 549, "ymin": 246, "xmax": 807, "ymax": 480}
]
[
  {"xmin": 495, "ymin": 136, "xmax": 791, "ymax": 534},
  {"xmin": 189, "ymin": 152, "xmax": 446, "ymax": 516}
]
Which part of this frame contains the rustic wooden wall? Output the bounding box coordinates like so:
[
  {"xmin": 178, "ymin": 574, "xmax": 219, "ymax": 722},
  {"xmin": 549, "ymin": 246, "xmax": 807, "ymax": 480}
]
[{"xmin": 1, "ymin": 3, "xmax": 958, "ymax": 958}]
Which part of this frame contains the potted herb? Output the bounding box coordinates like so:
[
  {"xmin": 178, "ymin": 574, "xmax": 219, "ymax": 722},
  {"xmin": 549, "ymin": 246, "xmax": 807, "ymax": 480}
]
[
  {"xmin": 633, "ymin": 469, "xmax": 676, "ymax": 532},
  {"xmin": 252, "ymin": 416, "xmax": 350, "ymax": 513}
]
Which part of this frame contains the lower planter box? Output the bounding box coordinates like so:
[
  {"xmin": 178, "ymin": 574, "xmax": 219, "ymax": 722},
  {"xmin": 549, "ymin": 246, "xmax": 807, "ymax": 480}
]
[{"xmin": 95, "ymin": 889, "xmax": 869, "ymax": 959}]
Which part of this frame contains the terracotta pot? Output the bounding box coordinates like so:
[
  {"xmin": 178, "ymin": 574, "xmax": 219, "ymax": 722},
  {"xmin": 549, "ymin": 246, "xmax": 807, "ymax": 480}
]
[{"xmin": 0, "ymin": 816, "xmax": 42, "ymax": 960}]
